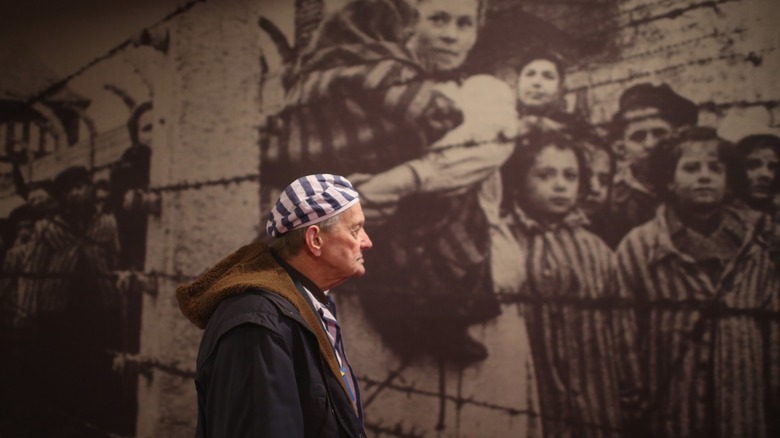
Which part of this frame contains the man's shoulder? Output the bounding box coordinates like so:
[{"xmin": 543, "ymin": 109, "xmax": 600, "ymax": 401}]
[
  {"xmin": 196, "ymin": 289, "xmax": 306, "ymax": 367},
  {"xmin": 206, "ymin": 289, "xmax": 297, "ymax": 334}
]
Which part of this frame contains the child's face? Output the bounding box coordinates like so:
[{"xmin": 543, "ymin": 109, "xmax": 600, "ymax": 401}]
[
  {"xmin": 582, "ymin": 146, "xmax": 612, "ymax": 216},
  {"xmin": 744, "ymin": 146, "xmax": 778, "ymax": 201},
  {"xmin": 667, "ymin": 140, "xmax": 727, "ymax": 209},
  {"xmin": 516, "ymin": 59, "xmax": 561, "ymax": 109},
  {"xmin": 522, "ymin": 144, "xmax": 579, "ymax": 220}
]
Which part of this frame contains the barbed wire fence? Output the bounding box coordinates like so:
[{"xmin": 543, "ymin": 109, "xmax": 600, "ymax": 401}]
[{"xmin": 3, "ymin": 0, "xmax": 779, "ymax": 436}]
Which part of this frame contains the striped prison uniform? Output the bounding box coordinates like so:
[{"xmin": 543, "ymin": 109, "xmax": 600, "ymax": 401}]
[
  {"xmin": 614, "ymin": 205, "xmax": 780, "ymax": 437},
  {"xmin": 263, "ymin": 0, "xmax": 458, "ymax": 186},
  {"xmin": 507, "ymin": 207, "xmax": 623, "ymax": 438},
  {"xmin": 17, "ymin": 213, "xmax": 121, "ymax": 321},
  {"xmin": 261, "ymin": 42, "xmax": 462, "ymax": 205}
]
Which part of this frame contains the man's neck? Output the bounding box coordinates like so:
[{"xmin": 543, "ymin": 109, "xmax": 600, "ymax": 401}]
[{"xmin": 276, "ymin": 251, "xmax": 332, "ymax": 298}]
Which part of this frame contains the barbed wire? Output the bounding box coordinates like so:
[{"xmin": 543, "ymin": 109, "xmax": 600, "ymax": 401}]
[
  {"xmin": 587, "ymin": 0, "xmax": 743, "ymax": 39},
  {"xmin": 146, "ymin": 172, "xmax": 259, "ymax": 194},
  {"xmin": 489, "ymin": 0, "xmax": 741, "ymax": 43},
  {"xmin": 360, "ymin": 372, "xmax": 630, "ymax": 435},
  {"xmin": 112, "ymin": 351, "xmax": 196, "ymax": 379},
  {"xmin": 573, "ymin": 26, "xmax": 748, "ymax": 73},
  {"xmin": 25, "ymin": 0, "xmax": 207, "ymax": 105},
  {"xmin": 570, "ymin": 46, "xmax": 778, "ymax": 93}
]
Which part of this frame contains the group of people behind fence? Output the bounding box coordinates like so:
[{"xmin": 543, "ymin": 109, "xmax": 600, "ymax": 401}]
[
  {"xmin": 0, "ymin": 103, "xmax": 153, "ymax": 436},
  {"xmin": 262, "ymin": 0, "xmax": 780, "ymax": 436}
]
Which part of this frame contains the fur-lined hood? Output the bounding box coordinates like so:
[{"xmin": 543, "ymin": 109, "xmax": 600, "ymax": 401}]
[
  {"xmin": 176, "ymin": 241, "xmax": 305, "ymax": 329},
  {"xmin": 175, "ymin": 241, "xmax": 349, "ymax": 399}
]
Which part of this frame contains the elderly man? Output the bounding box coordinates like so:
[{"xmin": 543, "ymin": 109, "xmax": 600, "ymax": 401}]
[
  {"xmin": 605, "ymin": 82, "xmax": 698, "ymax": 247},
  {"xmin": 177, "ymin": 174, "xmax": 372, "ymax": 438}
]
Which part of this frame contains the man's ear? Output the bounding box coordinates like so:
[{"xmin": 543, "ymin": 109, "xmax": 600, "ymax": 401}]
[{"xmin": 304, "ymin": 225, "xmax": 323, "ymax": 256}]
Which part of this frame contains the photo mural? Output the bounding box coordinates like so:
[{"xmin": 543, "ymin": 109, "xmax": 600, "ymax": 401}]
[{"xmin": 0, "ymin": 0, "xmax": 778, "ymax": 436}]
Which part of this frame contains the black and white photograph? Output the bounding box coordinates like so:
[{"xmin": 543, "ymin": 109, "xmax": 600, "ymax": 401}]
[{"xmin": 1, "ymin": 0, "xmax": 779, "ymax": 436}]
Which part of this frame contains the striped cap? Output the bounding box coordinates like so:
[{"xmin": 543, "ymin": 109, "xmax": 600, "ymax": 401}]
[{"xmin": 266, "ymin": 174, "xmax": 360, "ymax": 237}]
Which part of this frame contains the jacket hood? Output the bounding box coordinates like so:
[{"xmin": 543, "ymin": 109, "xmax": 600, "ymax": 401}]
[
  {"xmin": 176, "ymin": 241, "xmax": 354, "ymax": 406},
  {"xmin": 177, "ymin": 241, "xmax": 302, "ymax": 329}
]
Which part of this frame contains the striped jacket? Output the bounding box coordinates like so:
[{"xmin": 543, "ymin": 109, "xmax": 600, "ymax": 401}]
[
  {"xmin": 508, "ymin": 208, "xmax": 623, "ymax": 438},
  {"xmin": 615, "ymin": 205, "xmax": 780, "ymax": 437},
  {"xmin": 261, "ymin": 1, "xmax": 463, "ymax": 200}
]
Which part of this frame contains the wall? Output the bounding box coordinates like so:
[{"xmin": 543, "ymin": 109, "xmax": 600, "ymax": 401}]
[{"xmin": 0, "ymin": 0, "xmax": 777, "ymax": 436}]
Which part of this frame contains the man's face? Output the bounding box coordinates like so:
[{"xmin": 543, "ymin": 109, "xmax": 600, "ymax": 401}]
[
  {"xmin": 522, "ymin": 144, "xmax": 580, "ymax": 220},
  {"xmin": 621, "ymin": 108, "xmax": 673, "ymax": 178},
  {"xmin": 668, "ymin": 141, "xmax": 727, "ymax": 210},
  {"xmin": 408, "ymin": 0, "xmax": 479, "ymax": 73},
  {"xmin": 319, "ymin": 203, "xmax": 373, "ymax": 287},
  {"xmin": 744, "ymin": 146, "xmax": 778, "ymax": 201},
  {"xmin": 582, "ymin": 146, "xmax": 612, "ymax": 216}
]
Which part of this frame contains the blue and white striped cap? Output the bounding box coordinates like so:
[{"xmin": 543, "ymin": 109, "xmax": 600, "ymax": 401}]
[{"xmin": 266, "ymin": 174, "xmax": 360, "ymax": 237}]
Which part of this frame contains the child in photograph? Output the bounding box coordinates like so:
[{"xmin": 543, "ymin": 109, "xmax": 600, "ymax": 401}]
[
  {"xmin": 614, "ymin": 127, "xmax": 780, "ymax": 437},
  {"xmin": 579, "ymin": 134, "xmax": 617, "ymax": 246},
  {"xmin": 502, "ymin": 131, "xmax": 623, "ymax": 437},
  {"xmin": 736, "ymin": 133, "xmax": 780, "ymax": 266}
]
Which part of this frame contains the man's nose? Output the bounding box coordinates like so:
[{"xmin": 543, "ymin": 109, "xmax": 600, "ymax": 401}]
[{"xmin": 360, "ymin": 230, "xmax": 373, "ymax": 249}]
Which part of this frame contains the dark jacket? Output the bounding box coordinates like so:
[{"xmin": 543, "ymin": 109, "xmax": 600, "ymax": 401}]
[{"xmin": 176, "ymin": 242, "xmax": 366, "ymax": 438}]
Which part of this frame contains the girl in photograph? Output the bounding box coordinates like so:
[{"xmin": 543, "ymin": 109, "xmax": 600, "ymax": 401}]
[
  {"xmin": 614, "ymin": 127, "xmax": 780, "ymax": 437},
  {"xmin": 502, "ymin": 131, "xmax": 623, "ymax": 437}
]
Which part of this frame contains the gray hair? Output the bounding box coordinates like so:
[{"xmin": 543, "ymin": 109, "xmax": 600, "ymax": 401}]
[{"xmin": 269, "ymin": 214, "xmax": 341, "ymax": 259}]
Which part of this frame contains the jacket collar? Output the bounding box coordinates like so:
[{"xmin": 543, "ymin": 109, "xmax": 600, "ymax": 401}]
[
  {"xmin": 511, "ymin": 205, "xmax": 589, "ymax": 234},
  {"xmin": 647, "ymin": 204, "xmax": 767, "ymax": 266}
]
